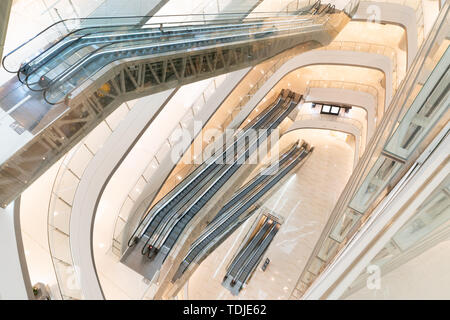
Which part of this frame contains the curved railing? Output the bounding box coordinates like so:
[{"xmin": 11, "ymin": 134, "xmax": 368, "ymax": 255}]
[
  {"xmin": 305, "ymin": 79, "xmax": 382, "ymax": 122},
  {"xmin": 318, "ymin": 40, "xmax": 400, "ymax": 90},
  {"xmin": 296, "ymin": 113, "xmax": 365, "ymax": 133},
  {"xmin": 306, "ymin": 79, "xmax": 380, "ymax": 106},
  {"xmin": 47, "ymin": 104, "xmax": 126, "ymax": 299},
  {"xmin": 368, "ymin": 0, "xmax": 424, "ymax": 46},
  {"xmin": 295, "ymin": 113, "xmax": 365, "ymax": 154},
  {"xmin": 224, "ymin": 55, "xmax": 293, "ymax": 127}
]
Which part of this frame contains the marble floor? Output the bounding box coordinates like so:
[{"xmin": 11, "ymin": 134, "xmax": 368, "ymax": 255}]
[{"xmin": 188, "ymin": 129, "xmax": 355, "ymax": 300}]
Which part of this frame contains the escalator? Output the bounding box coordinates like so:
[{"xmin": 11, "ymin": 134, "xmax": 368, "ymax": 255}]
[
  {"xmin": 145, "ymin": 91, "xmax": 300, "ymax": 264},
  {"xmin": 6, "ymin": 4, "xmax": 338, "ymax": 105},
  {"xmin": 146, "ymin": 93, "xmax": 300, "ymax": 256},
  {"xmin": 139, "ymin": 97, "xmax": 286, "ymax": 256},
  {"xmin": 232, "ymin": 221, "xmax": 280, "ymax": 294},
  {"xmin": 129, "ymin": 89, "xmax": 289, "ymax": 250},
  {"xmin": 0, "ymin": 1, "xmax": 359, "ymax": 206},
  {"xmin": 120, "ymin": 90, "xmax": 301, "ymax": 278},
  {"xmin": 172, "ymin": 140, "xmax": 311, "ymax": 282},
  {"xmin": 223, "ymin": 216, "xmax": 280, "ymax": 295}
]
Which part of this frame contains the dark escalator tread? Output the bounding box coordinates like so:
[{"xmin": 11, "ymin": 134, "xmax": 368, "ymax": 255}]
[{"xmin": 149, "ymin": 92, "xmax": 299, "ymax": 253}]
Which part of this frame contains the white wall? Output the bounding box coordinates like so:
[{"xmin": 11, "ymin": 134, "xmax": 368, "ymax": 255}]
[
  {"xmin": 347, "ymin": 239, "xmax": 450, "ymax": 299},
  {"xmin": 0, "ymin": 202, "xmax": 31, "ymax": 300}
]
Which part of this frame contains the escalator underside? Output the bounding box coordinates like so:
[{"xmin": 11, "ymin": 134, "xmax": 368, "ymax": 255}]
[{"xmin": 0, "ymin": 3, "xmax": 354, "ymax": 207}]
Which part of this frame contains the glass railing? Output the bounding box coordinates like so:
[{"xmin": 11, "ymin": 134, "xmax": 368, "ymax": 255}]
[
  {"xmin": 368, "ymin": 0, "xmax": 424, "ymax": 46},
  {"xmin": 343, "ymin": 175, "xmax": 450, "ymax": 298},
  {"xmin": 111, "ymin": 75, "xmax": 230, "ymax": 256},
  {"xmin": 296, "ymin": 113, "xmax": 364, "ymax": 134},
  {"xmin": 343, "ymin": 0, "xmax": 361, "ymax": 17},
  {"xmin": 46, "ymin": 103, "xmax": 126, "ymax": 299},
  {"xmin": 228, "ymin": 56, "xmax": 290, "ymax": 118},
  {"xmin": 306, "ymin": 79, "xmax": 379, "ymax": 100},
  {"xmin": 283, "ymin": 0, "xmax": 318, "ymax": 14},
  {"xmin": 306, "ymin": 79, "xmax": 382, "ymax": 119},
  {"xmin": 294, "ymin": 2, "xmax": 449, "ymax": 298}
]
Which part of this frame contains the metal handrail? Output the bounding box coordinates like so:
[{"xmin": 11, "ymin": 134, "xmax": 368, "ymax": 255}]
[
  {"xmin": 1, "ymin": 11, "xmax": 318, "ymax": 73},
  {"xmin": 294, "ymin": 2, "xmax": 449, "ymax": 298}
]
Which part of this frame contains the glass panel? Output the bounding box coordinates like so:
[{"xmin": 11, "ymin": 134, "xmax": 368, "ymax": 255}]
[
  {"xmin": 371, "ymin": 240, "xmax": 399, "ymax": 267},
  {"xmin": 330, "ymin": 208, "xmax": 362, "ymax": 242},
  {"xmin": 392, "ymin": 179, "xmax": 450, "ymax": 251},
  {"xmin": 349, "ymin": 156, "xmax": 402, "ymax": 213},
  {"xmin": 119, "ymin": 196, "xmax": 135, "ymax": 222},
  {"xmin": 384, "ymin": 48, "xmax": 450, "ymax": 160},
  {"xmin": 317, "ymin": 237, "xmax": 340, "ymax": 261},
  {"xmin": 129, "ymin": 176, "xmax": 147, "ymax": 201},
  {"xmin": 309, "ymin": 257, "xmax": 324, "ymax": 276},
  {"xmin": 301, "ymin": 271, "xmax": 317, "ymax": 285},
  {"xmin": 155, "ymin": 140, "xmax": 171, "ymax": 162},
  {"xmin": 142, "ymin": 158, "xmax": 159, "ymax": 181},
  {"xmin": 330, "ymin": 106, "xmax": 340, "ymax": 115},
  {"xmin": 55, "ymin": 169, "xmax": 80, "ymax": 206}
]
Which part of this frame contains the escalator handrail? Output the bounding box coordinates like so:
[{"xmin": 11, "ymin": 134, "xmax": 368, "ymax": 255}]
[
  {"xmin": 206, "ymin": 142, "xmax": 301, "ymax": 228},
  {"xmin": 185, "ymin": 146, "xmax": 304, "ymax": 262},
  {"xmin": 42, "ymin": 18, "xmax": 325, "ymax": 103},
  {"xmin": 188, "ymin": 143, "xmax": 300, "ymax": 250},
  {"xmin": 23, "ymin": 17, "xmax": 316, "ymax": 86},
  {"xmin": 154, "ymin": 93, "xmax": 296, "ymax": 250},
  {"xmin": 235, "ymin": 223, "xmax": 278, "ymax": 285},
  {"xmin": 128, "ymin": 93, "xmax": 286, "ymax": 246},
  {"xmin": 2, "ymin": 11, "xmax": 318, "ymax": 72},
  {"xmin": 180, "ymin": 143, "xmax": 311, "ymax": 277}
]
